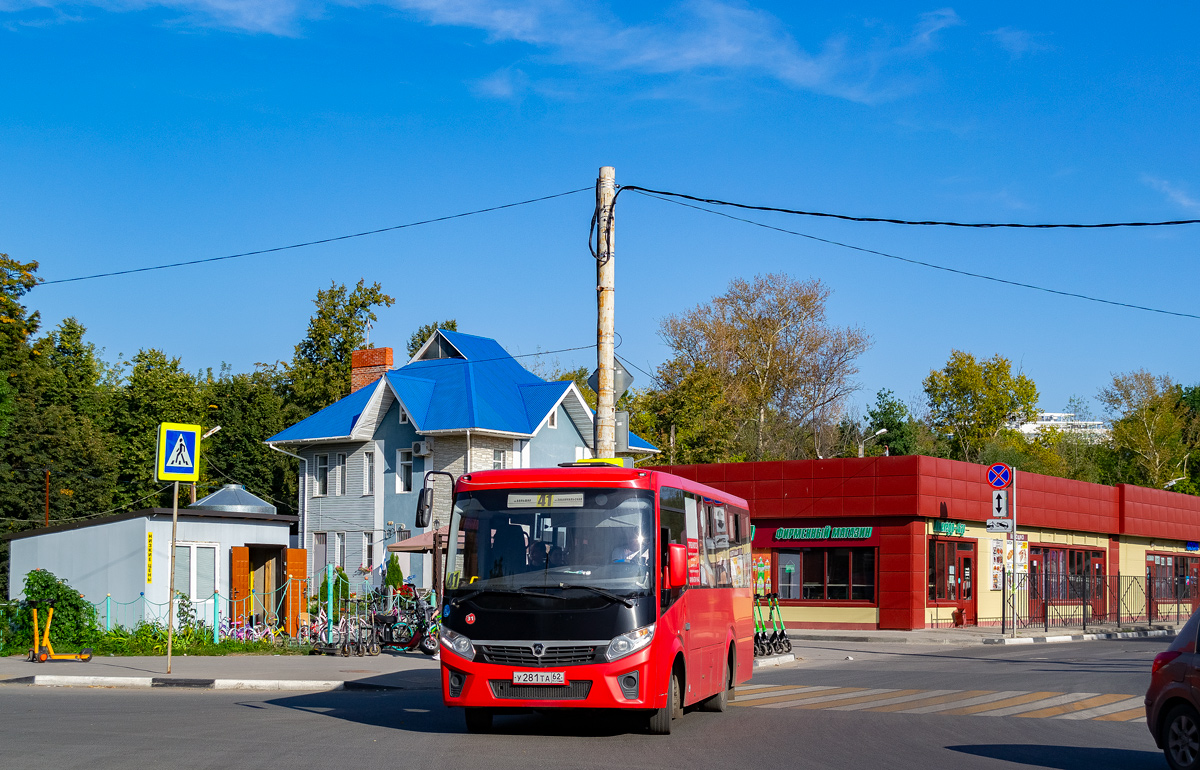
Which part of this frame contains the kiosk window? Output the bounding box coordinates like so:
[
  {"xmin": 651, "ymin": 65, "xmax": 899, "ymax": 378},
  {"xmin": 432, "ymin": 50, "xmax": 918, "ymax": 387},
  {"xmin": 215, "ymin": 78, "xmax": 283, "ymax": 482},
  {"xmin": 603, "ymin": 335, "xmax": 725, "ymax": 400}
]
[{"xmin": 779, "ymin": 548, "xmax": 875, "ymax": 602}]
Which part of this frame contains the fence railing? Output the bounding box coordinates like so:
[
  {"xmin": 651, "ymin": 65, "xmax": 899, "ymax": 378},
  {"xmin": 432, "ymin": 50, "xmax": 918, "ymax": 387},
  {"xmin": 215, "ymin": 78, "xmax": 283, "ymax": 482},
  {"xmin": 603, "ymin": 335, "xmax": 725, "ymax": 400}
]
[{"xmin": 929, "ymin": 574, "xmax": 1196, "ymax": 632}]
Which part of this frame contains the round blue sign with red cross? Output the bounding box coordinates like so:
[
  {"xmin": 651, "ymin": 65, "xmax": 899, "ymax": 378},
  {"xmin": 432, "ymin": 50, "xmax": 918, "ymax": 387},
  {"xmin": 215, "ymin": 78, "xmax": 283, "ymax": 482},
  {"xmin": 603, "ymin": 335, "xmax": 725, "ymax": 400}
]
[{"xmin": 987, "ymin": 463, "xmax": 1012, "ymax": 489}]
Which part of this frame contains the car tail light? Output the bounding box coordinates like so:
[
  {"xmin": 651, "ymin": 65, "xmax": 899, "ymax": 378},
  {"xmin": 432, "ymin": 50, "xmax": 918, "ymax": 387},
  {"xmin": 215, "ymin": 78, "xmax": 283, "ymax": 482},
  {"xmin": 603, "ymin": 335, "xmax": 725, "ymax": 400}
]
[{"xmin": 1152, "ymin": 650, "xmax": 1182, "ymax": 675}]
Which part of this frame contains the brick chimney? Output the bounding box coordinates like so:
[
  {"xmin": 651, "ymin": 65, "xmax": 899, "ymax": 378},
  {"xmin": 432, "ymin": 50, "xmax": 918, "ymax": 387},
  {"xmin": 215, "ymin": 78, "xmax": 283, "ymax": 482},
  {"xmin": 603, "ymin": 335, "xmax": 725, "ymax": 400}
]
[{"xmin": 351, "ymin": 347, "xmax": 393, "ymax": 392}]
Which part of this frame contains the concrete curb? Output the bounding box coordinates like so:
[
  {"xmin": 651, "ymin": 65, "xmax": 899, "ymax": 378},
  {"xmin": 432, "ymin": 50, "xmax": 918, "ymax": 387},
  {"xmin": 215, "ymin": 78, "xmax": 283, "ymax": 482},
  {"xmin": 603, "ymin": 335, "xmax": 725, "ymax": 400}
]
[
  {"xmin": 0, "ymin": 675, "xmax": 392, "ymax": 691},
  {"xmin": 982, "ymin": 629, "xmax": 1176, "ymax": 645},
  {"xmin": 753, "ymin": 653, "xmax": 796, "ymax": 669}
]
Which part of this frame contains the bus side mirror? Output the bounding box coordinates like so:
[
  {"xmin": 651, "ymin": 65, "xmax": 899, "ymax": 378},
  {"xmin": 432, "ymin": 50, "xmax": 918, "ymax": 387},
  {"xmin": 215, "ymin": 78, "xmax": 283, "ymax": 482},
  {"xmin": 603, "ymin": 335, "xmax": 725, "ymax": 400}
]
[
  {"xmin": 415, "ymin": 487, "xmax": 434, "ymax": 529},
  {"xmin": 668, "ymin": 544, "xmax": 688, "ymax": 588}
]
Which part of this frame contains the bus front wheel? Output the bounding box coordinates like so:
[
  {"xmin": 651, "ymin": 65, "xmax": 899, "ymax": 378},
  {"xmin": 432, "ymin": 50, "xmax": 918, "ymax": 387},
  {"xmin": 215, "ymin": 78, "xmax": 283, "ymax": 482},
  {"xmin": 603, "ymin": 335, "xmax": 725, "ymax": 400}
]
[
  {"xmin": 464, "ymin": 708, "xmax": 493, "ymax": 734},
  {"xmin": 647, "ymin": 671, "xmax": 681, "ymax": 735}
]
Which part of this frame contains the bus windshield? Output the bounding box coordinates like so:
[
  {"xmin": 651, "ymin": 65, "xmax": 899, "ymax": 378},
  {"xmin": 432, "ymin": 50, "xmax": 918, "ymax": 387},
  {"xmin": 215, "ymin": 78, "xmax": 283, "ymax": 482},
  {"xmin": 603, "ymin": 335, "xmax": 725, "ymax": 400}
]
[{"xmin": 444, "ymin": 488, "xmax": 655, "ymax": 598}]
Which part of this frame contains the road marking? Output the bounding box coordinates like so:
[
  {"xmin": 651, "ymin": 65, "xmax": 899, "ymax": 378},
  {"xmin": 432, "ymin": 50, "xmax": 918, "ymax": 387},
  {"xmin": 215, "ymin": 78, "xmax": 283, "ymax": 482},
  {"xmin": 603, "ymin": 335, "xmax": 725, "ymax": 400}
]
[
  {"xmin": 1094, "ymin": 707, "xmax": 1149, "ymax": 722},
  {"xmin": 867, "ymin": 690, "xmax": 988, "ymax": 713},
  {"xmin": 899, "ymin": 691, "xmax": 1025, "ymax": 714},
  {"xmin": 1055, "ymin": 697, "xmax": 1145, "ymax": 720},
  {"xmin": 739, "ymin": 684, "xmax": 1144, "ymax": 722},
  {"xmin": 827, "ymin": 689, "xmax": 946, "ymax": 711},
  {"xmin": 1016, "ymin": 693, "xmax": 1130, "ymax": 719},
  {"xmin": 973, "ymin": 692, "xmax": 1099, "ymax": 717},
  {"xmin": 764, "ymin": 688, "xmax": 898, "ymax": 709},
  {"xmin": 734, "ymin": 685, "xmax": 833, "ymax": 702},
  {"xmin": 734, "ymin": 686, "xmax": 842, "ymax": 704},
  {"xmin": 938, "ymin": 691, "xmax": 1061, "ymax": 716}
]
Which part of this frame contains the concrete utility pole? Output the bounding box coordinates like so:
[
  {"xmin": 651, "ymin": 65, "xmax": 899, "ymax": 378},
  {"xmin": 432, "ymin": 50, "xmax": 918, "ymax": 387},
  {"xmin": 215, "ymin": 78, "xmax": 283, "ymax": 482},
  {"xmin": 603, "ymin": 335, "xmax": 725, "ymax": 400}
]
[{"xmin": 595, "ymin": 166, "xmax": 617, "ymax": 458}]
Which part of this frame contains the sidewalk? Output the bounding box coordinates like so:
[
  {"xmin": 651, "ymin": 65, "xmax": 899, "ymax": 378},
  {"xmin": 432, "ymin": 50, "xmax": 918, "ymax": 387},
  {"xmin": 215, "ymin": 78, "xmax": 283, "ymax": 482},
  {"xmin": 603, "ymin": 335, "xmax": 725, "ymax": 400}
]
[
  {"xmin": 0, "ymin": 650, "xmax": 441, "ymax": 691},
  {"xmin": 785, "ymin": 623, "xmax": 1180, "ymax": 646}
]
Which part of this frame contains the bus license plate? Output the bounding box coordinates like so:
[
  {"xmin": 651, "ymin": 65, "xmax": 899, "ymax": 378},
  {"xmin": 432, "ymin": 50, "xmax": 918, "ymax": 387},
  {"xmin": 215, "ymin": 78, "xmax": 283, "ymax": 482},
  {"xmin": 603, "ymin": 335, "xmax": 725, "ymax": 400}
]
[{"xmin": 512, "ymin": 671, "xmax": 565, "ymax": 685}]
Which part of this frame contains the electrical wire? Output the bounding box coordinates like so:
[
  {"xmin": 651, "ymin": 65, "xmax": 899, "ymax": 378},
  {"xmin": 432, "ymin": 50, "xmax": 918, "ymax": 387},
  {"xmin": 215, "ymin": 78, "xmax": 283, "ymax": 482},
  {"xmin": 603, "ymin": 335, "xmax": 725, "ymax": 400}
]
[
  {"xmin": 38, "ymin": 188, "xmax": 591, "ymax": 286},
  {"xmin": 0, "ymin": 483, "xmax": 174, "ymax": 525},
  {"xmin": 619, "ymin": 185, "xmax": 1200, "ymax": 229},
  {"xmin": 632, "ymin": 191, "xmax": 1200, "ymax": 321}
]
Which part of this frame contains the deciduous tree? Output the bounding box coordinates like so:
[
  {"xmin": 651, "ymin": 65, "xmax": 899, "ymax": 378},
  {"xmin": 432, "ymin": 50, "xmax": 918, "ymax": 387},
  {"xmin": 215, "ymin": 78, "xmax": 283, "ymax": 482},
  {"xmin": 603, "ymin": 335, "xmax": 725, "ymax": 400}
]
[
  {"xmin": 923, "ymin": 350, "xmax": 1039, "ymax": 463},
  {"xmin": 1098, "ymin": 370, "xmax": 1191, "ymax": 489}
]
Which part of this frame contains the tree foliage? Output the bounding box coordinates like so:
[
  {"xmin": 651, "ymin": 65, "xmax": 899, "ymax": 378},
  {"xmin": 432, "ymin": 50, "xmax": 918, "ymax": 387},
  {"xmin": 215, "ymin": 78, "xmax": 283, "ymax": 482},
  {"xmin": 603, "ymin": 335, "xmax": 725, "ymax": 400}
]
[
  {"xmin": 657, "ymin": 273, "xmax": 870, "ymax": 461},
  {"xmin": 923, "ymin": 350, "xmax": 1039, "ymax": 462},
  {"xmin": 1099, "ymin": 370, "xmax": 1193, "ymax": 489}
]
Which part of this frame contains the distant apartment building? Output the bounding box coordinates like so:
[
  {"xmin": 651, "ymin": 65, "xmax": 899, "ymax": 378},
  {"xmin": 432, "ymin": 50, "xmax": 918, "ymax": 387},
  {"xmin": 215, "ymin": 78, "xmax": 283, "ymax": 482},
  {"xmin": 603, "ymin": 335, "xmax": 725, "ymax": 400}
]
[{"xmin": 1016, "ymin": 412, "xmax": 1109, "ymax": 442}]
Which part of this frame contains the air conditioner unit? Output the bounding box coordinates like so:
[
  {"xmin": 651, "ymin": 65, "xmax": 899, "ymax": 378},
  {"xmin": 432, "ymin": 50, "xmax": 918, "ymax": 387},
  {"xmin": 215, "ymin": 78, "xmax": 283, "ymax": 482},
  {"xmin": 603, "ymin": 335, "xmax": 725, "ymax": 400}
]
[{"xmin": 412, "ymin": 440, "xmax": 432, "ymax": 457}]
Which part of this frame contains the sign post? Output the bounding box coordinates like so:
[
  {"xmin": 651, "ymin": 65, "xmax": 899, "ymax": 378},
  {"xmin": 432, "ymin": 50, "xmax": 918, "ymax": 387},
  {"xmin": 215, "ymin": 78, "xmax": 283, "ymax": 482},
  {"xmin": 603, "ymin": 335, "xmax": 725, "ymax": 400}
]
[
  {"xmin": 987, "ymin": 463, "xmax": 1016, "ymax": 638},
  {"xmin": 156, "ymin": 423, "xmax": 201, "ymax": 674}
]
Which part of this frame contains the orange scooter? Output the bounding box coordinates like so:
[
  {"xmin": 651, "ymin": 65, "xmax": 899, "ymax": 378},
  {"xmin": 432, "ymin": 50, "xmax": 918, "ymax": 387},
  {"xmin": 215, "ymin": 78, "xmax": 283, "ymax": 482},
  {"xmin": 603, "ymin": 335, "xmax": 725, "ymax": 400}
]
[{"xmin": 27, "ymin": 601, "xmax": 92, "ymax": 663}]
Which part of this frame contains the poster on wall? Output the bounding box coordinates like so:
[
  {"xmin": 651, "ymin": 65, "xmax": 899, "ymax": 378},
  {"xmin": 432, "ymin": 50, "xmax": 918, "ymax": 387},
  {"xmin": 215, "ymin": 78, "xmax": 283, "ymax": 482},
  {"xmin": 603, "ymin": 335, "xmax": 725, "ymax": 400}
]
[{"xmin": 989, "ymin": 538, "xmax": 1029, "ymax": 590}]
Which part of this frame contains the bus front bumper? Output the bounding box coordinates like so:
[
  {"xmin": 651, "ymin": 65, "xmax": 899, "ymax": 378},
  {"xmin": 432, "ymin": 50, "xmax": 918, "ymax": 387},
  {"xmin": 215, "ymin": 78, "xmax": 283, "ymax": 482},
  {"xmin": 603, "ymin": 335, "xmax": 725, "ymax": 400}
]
[{"xmin": 441, "ymin": 646, "xmax": 661, "ymax": 710}]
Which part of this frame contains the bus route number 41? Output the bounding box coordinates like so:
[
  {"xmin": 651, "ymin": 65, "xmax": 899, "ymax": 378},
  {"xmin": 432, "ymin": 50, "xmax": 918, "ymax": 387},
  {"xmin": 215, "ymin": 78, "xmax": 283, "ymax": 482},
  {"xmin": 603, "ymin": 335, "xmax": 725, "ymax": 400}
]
[{"xmin": 513, "ymin": 671, "xmax": 566, "ymax": 685}]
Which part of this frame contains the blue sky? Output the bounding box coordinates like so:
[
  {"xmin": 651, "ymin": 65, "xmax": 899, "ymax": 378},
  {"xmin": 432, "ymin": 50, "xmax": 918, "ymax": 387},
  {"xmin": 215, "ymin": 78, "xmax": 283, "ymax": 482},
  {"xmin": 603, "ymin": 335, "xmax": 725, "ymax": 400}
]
[{"xmin": 2, "ymin": 2, "xmax": 1199, "ymax": 420}]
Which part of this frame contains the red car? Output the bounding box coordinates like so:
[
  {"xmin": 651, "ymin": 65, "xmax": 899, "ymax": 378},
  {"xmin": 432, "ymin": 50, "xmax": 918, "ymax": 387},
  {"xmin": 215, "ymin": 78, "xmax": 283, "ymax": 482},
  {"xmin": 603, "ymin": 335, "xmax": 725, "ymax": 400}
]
[{"xmin": 1148, "ymin": 610, "xmax": 1200, "ymax": 770}]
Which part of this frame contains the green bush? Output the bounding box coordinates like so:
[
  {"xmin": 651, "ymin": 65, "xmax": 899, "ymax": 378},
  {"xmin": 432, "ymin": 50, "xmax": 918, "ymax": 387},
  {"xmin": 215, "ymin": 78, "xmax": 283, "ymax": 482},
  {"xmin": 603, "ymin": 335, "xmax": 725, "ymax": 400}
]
[
  {"xmin": 384, "ymin": 554, "xmax": 404, "ymax": 593},
  {"xmin": 13, "ymin": 569, "xmax": 100, "ymax": 652}
]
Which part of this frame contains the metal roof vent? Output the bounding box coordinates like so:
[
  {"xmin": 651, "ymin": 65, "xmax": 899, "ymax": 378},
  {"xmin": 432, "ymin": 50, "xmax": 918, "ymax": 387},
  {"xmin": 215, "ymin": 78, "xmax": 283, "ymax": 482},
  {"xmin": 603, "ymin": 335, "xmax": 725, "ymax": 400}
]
[{"xmin": 189, "ymin": 484, "xmax": 276, "ymax": 515}]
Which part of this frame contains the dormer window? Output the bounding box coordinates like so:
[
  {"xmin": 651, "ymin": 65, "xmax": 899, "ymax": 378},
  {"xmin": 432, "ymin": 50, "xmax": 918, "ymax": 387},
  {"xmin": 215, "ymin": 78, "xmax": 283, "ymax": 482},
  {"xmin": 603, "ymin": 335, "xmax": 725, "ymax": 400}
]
[{"xmin": 547, "ymin": 409, "xmax": 557, "ymax": 429}]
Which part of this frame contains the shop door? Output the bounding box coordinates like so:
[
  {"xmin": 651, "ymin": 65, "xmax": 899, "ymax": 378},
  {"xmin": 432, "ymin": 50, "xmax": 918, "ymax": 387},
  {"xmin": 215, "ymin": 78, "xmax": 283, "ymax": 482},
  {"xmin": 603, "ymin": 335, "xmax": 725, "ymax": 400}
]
[
  {"xmin": 955, "ymin": 545, "xmax": 976, "ymax": 625},
  {"xmin": 1029, "ymin": 550, "xmax": 1046, "ymax": 625}
]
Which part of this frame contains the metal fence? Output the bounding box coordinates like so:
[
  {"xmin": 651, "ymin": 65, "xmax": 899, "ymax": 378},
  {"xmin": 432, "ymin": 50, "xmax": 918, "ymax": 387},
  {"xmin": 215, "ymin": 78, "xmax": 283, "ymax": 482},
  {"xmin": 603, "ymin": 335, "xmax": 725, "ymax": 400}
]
[{"xmin": 951, "ymin": 574, "xmax": 1196, "ymax": 632}]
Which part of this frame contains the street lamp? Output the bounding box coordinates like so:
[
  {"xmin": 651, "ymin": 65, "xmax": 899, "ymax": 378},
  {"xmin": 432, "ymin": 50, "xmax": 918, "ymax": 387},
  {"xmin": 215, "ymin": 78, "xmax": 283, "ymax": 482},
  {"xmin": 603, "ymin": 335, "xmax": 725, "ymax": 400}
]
[{"xmin": 858, "ymin": 428, "xmax": 888, "ymax": 458}]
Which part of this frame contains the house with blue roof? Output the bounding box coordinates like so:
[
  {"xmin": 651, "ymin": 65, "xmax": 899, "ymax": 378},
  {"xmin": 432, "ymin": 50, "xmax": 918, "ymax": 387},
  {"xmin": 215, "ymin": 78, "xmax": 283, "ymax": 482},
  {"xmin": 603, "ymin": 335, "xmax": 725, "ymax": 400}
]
[{"xmin": 266, "ymin": 329, "xmax": 659, "ymax": 588}]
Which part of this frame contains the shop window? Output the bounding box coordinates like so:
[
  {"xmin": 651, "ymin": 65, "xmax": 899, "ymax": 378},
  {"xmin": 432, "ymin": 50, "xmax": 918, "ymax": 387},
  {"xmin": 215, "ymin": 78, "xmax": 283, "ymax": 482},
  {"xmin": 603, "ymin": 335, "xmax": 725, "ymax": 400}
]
[
  {"xmin": 1031, "ymin": 546, "xmax": 1106, "ymax": 601},
  {"xmin": 928, "ymin": 541, "xmax": 974, "ymax": 602},
  {"xmin": 781, "ymin": 548, "xmax": 875, "ymax": 602}
]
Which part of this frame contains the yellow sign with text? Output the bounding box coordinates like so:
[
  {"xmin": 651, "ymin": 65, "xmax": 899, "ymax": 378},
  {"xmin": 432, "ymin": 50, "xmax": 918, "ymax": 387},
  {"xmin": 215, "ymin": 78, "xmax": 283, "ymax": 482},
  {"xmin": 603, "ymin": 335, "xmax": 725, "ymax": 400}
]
[{"xmin": 146, "ymin": 532, "xmax": 154, "ymax": 583}]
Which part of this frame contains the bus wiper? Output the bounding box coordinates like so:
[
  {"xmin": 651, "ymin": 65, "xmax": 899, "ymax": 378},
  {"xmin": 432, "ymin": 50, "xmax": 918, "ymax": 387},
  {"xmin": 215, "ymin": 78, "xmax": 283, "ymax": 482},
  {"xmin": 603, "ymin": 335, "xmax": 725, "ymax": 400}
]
[
  {"xmin": 555, "ymin": 583, "xmax": 634, "ymax": 608},
  {"xmin": 450, "ymin": 587, "xmax": 559, "ymax": 607}
]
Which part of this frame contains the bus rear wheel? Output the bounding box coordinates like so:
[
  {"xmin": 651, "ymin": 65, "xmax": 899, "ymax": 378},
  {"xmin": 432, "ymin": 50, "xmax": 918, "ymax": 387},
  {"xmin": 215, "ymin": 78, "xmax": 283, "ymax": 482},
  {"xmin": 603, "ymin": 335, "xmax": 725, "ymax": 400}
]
[
  {"xmin": 700, "ymin": 654, "xmax": 732, "ymax": 712},
  {"xmin": 464, "ymin": 708, "xmax": 493, "ymax": 734},
  {"xmin": 648, "ymin": 671, "xmax": 681, "ymax": 735}
]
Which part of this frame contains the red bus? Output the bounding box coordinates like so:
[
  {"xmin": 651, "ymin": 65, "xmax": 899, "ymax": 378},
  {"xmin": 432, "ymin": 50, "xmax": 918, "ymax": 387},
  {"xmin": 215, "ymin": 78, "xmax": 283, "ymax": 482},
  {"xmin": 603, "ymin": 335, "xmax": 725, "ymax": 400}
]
[{"xmin": 434, "ymin": 463, "xmax": 754, "ymax": 734}]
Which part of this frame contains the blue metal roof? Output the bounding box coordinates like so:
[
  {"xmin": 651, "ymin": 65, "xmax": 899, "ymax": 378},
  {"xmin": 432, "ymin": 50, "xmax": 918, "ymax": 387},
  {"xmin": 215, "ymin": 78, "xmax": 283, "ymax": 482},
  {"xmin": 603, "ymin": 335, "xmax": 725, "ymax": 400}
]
[
  {"xmin": 267, "ymin": 330, "xmax": 659, "ymax": 452},
  {"xmin": 265, "ymin": 381, "xmax": 374, "ymax": 443}
]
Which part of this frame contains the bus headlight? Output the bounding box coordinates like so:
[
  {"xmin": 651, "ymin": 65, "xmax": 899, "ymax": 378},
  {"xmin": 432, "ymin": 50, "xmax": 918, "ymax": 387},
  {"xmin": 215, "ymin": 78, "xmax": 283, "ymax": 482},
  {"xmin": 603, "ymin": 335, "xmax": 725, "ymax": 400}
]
[
  {"xmin": 440, "ymin": 627, "xmax": 475, "ymax": 659},
  {"xmin": 605, "ymin": 623, "xmax": 655, "ymax": 662}
]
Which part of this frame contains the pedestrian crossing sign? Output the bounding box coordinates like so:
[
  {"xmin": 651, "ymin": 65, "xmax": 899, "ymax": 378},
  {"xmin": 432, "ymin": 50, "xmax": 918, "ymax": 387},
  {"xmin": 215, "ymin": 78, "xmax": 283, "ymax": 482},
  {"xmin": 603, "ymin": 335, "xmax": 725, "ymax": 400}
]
[{"xmin": 156, "ymin": 422, "xmax": 201, "ymax": 482}]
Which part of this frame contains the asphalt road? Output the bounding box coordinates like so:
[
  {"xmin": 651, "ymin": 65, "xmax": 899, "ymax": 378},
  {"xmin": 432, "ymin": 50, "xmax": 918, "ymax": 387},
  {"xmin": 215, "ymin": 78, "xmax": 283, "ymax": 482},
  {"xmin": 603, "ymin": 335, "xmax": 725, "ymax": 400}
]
[{"xmin": 0, "ymin": 639, "xmax": 1171, "ymax": 770}]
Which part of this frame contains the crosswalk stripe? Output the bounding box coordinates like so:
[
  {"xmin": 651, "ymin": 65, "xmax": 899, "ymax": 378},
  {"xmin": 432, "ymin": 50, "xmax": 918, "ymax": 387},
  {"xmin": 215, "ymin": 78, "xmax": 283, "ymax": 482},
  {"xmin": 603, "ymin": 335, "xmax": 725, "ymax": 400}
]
[
  {"xmin": 866, "ymin": 690, "xmax": 986, "ymax": 713},
  {"xmin": 746, "ymin": 687, "xmax": 868, "ymax": 708},
  {"xmin": 1055, "ymin": 697, "xmax": 1144, "ymax": 720},
  {"xmin": 737, "ymin": 684, "xmax": 773, "ymax": 691},
  {"xmin": 735, "ymin": 685, "xmax": 835, "ymax": 702},
  {"xmin": 1094, "ymin": 707, "xmax": 1148, "ymax": 722},
  {"xmin": 977, "ymin": 692, "xmax": 1099, "ymax": 717},
  {"xmin": 828, "ymin": 690, "xmax": 953, "ymax": 711},
  {"xmin": 1017, "ymin": 693, "xmax": 1130, "ymax": 719},
  {"xmin": 939, "ymin": 691, "xmax": 1059, "ymax": 716},
  {"xmin": 735, "ymin": 686, "xmax": 849, "ymax": 706},
  {"xmin": 898, "ymin": 691, "xmax": 1022, "ymax": 714},
  {"xmin": 766, "ymin": 688, "xmax": 899, "ymax": 710}
]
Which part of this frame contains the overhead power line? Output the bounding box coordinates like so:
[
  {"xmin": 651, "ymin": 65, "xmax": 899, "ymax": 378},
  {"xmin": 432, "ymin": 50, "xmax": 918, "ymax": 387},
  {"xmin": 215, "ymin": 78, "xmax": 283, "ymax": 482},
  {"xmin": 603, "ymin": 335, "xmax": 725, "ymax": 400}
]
[
  {"xmin": 619, "ymin": 185, "xmax": 1200, "ymax": 229},
  {"xmin": 634, "ymin": 191, "xmax": 1200, "ymax": 321},
  {"xmin": 39, "ymin": 188, "xmax": 591, "ymax": 286}
]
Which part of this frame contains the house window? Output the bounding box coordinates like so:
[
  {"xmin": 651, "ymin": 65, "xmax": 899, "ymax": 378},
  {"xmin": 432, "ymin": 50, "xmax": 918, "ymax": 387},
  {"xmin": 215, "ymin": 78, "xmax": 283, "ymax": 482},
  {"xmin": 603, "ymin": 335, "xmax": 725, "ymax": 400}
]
[
  {"xmin": 314, "ymin": 533, "xmax": 327, "ymax": 576},
  {"xmin": 547, "ymin": 409, "xmax": 557, "ymax": 429},
  {"xmin": 397, "ymin": 449, "xmax": 413, "ymax": 493},
  {"xmin": 314, "ymin": 455, "xmax": 329, "ymax": 496},
  {"xmin": 335, "ymin": 532, "xmax": 346, "ymax": 568},
  {"xmin": 171, "ymin": 543, "xmax": 218, "ymax": 600},
  {"xmin": 493, "ymin": 450, "xmax": 506, "ymax": 470},
  {"xmin": 395, "ymin": 529, "xmax": 412, "ymax": 542},
  {"xmin": 363, "ymin": 532, "xmax": 375, "ymax": 570},
  {"xmin": 399, "ymin": 407, "xmax": 409, "ymax": 425},
  {"xmin": 336, "ymin": 453, "xmax": 346, "ymax": 496},
  {"xmin": 364, "ymin": 452, "xmax": 375, "ymax": 495}
]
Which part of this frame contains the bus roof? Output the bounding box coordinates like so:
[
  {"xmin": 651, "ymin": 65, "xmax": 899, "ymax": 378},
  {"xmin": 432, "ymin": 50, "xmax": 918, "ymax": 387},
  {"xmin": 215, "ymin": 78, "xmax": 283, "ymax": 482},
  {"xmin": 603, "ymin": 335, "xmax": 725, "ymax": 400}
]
[{"xmin": 456, "ymin": 467, "xmax": 748, "ymax": 508}]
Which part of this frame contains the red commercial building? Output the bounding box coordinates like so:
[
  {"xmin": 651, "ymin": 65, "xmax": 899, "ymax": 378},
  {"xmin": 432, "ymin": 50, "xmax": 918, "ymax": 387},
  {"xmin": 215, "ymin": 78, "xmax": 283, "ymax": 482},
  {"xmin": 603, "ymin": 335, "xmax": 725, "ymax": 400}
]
[{"xmin": 653, "ymin": 456, "xmax": 1200, "ymax": 630}]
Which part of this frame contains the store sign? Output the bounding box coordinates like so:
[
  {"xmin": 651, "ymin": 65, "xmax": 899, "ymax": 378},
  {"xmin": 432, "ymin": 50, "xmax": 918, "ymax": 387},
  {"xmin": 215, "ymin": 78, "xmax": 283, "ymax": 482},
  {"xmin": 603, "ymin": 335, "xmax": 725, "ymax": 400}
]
[
  {"xmin": 774, "ymin": 525, "xmax": 873, "ymax": 541},
  {"xmin": 932, "ymin": 520, "xmax": 966, "ymax": 537}
]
